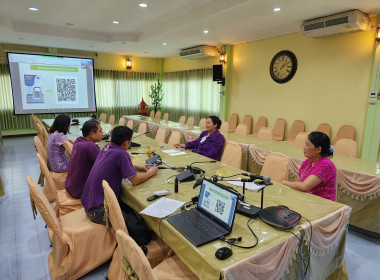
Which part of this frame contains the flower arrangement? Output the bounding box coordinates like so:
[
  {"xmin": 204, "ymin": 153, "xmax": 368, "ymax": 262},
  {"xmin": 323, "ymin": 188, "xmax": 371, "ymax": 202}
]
[
  {"xmin": 149, "ymin": 79, "xmax": 163, "ymax": 114},
  {"xmin": 147, "ymin": 145, "xmax": 156, "ymax": 157}
]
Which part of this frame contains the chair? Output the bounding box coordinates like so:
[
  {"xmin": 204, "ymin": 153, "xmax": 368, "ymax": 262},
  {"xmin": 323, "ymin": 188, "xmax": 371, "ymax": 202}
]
[
  {"xmin": 116, "ymin": 230, "xmax": 198, "ymax": 280},
  {"xmin": 99, "ymin": 113, "xmax": 107, "ymax": 123},
  {"xmin": 36, "ymin": 122, "xmax": 48, "ymax": 149},
  {"xmin": 103, "ymin": 181, "xmax": 169, "ymax": 280},
  {"xmin": 257, "ymin": 127, "xmax": 273, "ymax": 140},
  {"xmin": 272, "ymin": 118, "xmax": 286, "ymax": 141},
  {"xmin": 118, "ymin": 117, "xmax": 126, "ymax": 126},
  {"xmin": 334, "ymin": 139, "xmax": 358, "ymax": 158},
  {"xmin": 378, "ymin": 153, "xmax": 380, "ymax": 164},
  {"xmin": 127, "ymin": 119, "xmax": 134, "ymax": 130},
  {"xmin": 155, "ymin": 127, "xmax": 167, "ymax": 143},
  {"xmin": 221, "ymin": 143, "xmax": 242, "ymax": 169},
  {"xmin": 168, "ymin": 131, "xmax": 182, "ymax": 146},
  {"xmin": 260, "ymin": 152, "xmax": 290, "ymax": 182},
  {"xmin": 251, "ymin": 116, "xmax": 267, "ymax": 137},
  {"xmin": 26, "ymin": 176, "xmax": 116, "ymax": 280},
  {"xmin": 178, "ymin": 116, "xmax": 186, "ymax": 124},
  {"xmin": 235, "ymin": 124, "xmax": 248, "ymax": 136},
  {"xmin": 138, "ymin": 123, "xmax": 148, "ymax": 134},
  {"xmin": 294, "ymin": 132, "xmax": 309, "ymax": 147},
  {"xmin": 334, "ymin": 125, "xmax": 356, "ymax": 145},
  {"xmin": 187, "ymin": 116, "xmax": 195, "ymax": 127},
  {"xmin": 163, "ymin": 113, "xmax": 169, "ymax": 121},
  {"xmin": 287, "ymin": 120, "xmax": 305, "ymax": 143},
  {"xmin": 150, "ymin": 110, "xmax": 155, "ymax": 118},
  {"xmin": 220, "ymin": 121, "xmax": 229, "ymax": 135},
  {"xmin": 63, "ymin": 141, "xmax": 73, "ymax": 157},
  {"xmin": 108, "ymin": 114, "xmax": 115, "ymax": 126},
  {"xmin": 34, "ymin": 136, "xmax": 47, "ymax": 186},
  {"xmin": 198, "ymin": 118, "xmax": 206, "ymax": 128},
  {"xmin": 242, "ymin": 115, "xmax": 253, "ymax": 134},
  {"xmin": 316, "ymin": 123, "xmax": 331, "ymax": 139},
  {"xmin": 228, "ymin": 113, "xmax": 238, "ymax": 132},
  {"xmin": 155, "ymin": 111, "xmax": 162, "ymax": 120},
  {"xmin": 37, "ymin": 153, "xmax": 82, "ymax": 216}
]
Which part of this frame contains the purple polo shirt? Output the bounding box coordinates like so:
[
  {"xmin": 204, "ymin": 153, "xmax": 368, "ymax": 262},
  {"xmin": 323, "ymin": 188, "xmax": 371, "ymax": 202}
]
[
  {"xmin": 47, "ymin": 132, "xmax": 69, "ymax": 172},
  {"xmin": 65, "ymin": 137, "xmax": 100, "ymax": 198},
  {"xmin": 81, "ymin": 143, "xmax": 137, "ymax": 211},
  {"xmin": 185, "ymin": 130, "xmax": 225, "ymax": 161}
]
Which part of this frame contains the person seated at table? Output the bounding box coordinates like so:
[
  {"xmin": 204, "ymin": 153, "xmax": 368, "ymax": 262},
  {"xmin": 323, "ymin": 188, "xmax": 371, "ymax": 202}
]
[
  {"xmin": 174, "ymin": 116, "xmax": 225, "ymax": 161},
  {"xmin": 47, "ymin": 114, "xmax": 74, "ymax": 173},
  {"xmin": 281, "ymin": 131, "xmax": 336, "ymax": 201},
  {"xmin": 65, "ymin": 120, "xmax": 103, "ymax": 198},
  {"xmin": 81, "ymin": 126, "xmax": 158, "ymax": 224}
]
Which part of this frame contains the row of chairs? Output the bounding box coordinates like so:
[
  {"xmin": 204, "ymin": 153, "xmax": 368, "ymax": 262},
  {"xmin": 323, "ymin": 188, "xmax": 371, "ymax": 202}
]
[{"xmin": 149, "ymin": 111, "xmax": 205, "ymax": 128}]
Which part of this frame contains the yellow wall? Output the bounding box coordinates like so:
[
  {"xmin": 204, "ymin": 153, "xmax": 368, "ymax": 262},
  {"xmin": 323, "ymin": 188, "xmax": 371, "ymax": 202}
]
[
  {"xmin": 164, "ymin": 56, "xmax": 219, "ymax": 72},
  {"xmin": 230, "ymin": 30, "xmax": 377, "ymax": 155}
]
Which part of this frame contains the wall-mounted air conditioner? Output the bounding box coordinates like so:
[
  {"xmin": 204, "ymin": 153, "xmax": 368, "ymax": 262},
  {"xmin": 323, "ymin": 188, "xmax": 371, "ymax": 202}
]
[
  {"xmin": 179, "ymin": 45, "xmax": 218, "ymax": 59},
  {"xmin": 301, "ymin": 10, "xmax": 370, "ymax": 38}
]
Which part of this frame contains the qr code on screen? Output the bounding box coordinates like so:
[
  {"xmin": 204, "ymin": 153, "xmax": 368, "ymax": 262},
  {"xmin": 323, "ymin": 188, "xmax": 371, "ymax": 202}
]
[
  {"xmin": 56, "ymin": 77, "xmax": 78, "ymax": 103},
  {"xmin": 215, "ymin": 199, "xmax": 225, "ymax": 215}
]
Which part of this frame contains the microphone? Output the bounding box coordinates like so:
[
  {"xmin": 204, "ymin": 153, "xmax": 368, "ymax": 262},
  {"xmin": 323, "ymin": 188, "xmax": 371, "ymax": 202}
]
[
  {"xmin": 174, "ymin": 178, "xmax": 179, "ymax": 193},
  {"xmin": 132, "ymin": 131, "xmax": 149, "ymax": 139},
  {"xmin": 242, "ymin": 173, "xmax": 271, "ymax": 183},
  {"xmin": 176, "ymin": 160, "xmax": 217, "ymax": 182},
  {"xmin": 192, "ymin": 176, "xmax": 203, "ymax": 189}
]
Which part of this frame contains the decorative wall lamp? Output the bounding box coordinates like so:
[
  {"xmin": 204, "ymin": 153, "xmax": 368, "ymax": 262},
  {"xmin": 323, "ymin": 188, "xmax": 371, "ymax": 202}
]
[
  {"xmin": 376, "ymin": 27, "xmax": 380, "ymax": 45},
  {"xmin": 126, "ymin": 58, "xmax": 132, "ymax": 69},
  {"xmin": 219, "ymin": 52, "xmax": 226, "ymax": 64}
]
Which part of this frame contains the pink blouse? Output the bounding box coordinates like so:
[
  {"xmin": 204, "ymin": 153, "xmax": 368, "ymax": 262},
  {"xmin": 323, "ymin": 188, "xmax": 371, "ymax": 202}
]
[{"xmin": 299, "ymin": 157, "xmax": 337, "ymax": 201}]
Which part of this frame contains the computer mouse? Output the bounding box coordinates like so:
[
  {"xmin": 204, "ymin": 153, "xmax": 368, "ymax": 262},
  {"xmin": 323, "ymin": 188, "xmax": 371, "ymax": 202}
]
[{"xmin": 215, "ymin": 247, "xmax": 232, "ymax": 260}]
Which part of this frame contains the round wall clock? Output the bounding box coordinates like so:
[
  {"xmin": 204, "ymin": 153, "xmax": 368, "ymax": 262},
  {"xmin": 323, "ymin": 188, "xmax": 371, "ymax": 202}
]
[{"xmin": 270, "ymin": 50, "xmax": 297, "ymax": 84}]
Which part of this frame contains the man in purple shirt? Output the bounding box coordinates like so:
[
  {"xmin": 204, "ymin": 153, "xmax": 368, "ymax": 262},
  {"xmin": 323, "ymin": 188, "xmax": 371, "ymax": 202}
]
[
  {"xmin": 81, "ymin": 126, "xmax": 158, "ymax": 224},
  {"xmin": 65, "ymin": 120, "xmax": 103, "ymax": 198}
]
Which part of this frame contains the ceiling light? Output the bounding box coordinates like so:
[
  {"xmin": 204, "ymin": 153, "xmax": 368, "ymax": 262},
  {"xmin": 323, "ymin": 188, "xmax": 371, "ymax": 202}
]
[
  {"xmin": 203, "ymin": 30, "xmax": 209, "ymax": 34},
  {"xmin": 273, "ymin": 7, "xmax": 281, "ymax": 12},
  {"xmin": 65, "ymin": 23, "xmax": 74, "ymax": 26},
  {"xmin": 113, "ymin": 21, "xmax": 119, "ymax": 24},
  {"xmin": 139, "ymin": 3, "xmax": 147, "ymax": 8},
  {"xmin": 90, "ymin": 46, "xmax": 94, "ymax": 48},
  {"xmin": 162, "ymin": 42, "xmax": 167, "ymax": 46},
  {"xmin": 28, "ymin": 7, "xmax": 39, "ymax": 11}
]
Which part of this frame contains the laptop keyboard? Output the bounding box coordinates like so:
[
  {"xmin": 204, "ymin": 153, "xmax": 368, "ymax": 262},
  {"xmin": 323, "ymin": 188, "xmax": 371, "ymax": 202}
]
[{"xmin": 183, "ymin": 209, "xmax": 225, "ymax": 238}]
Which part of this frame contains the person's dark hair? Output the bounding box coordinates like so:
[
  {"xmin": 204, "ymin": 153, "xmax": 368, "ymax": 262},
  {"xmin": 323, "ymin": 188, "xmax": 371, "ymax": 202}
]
[
  {"xmin": 49, "ymin": 114, "xmax": 71, "ymax": 135},
  {"xmin": 208, "ymin": 116, "xmax": 222, "ymax": 130},
  {"xmin": 82, "ymin": 120, "xmax": 100, "ymax": 137},
  {"xmin": 308, "ymin": 131, "xmax": 333, "ymax": 158},
  {"xmin": 111, "ymin": 126, "xmax": 133, "ymax": 146}
]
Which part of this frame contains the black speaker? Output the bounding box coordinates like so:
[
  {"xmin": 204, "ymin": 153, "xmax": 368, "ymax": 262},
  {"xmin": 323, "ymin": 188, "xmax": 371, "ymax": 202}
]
[{"xmin": 213, "ymin": 64, "xmax": 223, "ymax": 81}]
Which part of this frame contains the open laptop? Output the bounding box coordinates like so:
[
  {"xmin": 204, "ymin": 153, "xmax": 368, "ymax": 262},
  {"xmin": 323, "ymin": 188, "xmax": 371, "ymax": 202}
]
[{"xmin": 167, "ymin": 178, "xmax": 238, "ymax": 247}]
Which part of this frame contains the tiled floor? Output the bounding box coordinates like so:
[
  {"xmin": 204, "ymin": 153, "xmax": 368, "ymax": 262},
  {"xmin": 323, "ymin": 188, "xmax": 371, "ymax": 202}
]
[{"xmin": 0, "ymin": 136, "xmax": 379, "ymax": 279}]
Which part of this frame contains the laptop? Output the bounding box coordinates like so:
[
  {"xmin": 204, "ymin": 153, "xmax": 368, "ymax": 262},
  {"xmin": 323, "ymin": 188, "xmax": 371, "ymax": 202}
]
[{"xmin": 167, "ymin": 178, "xmax": 239, "ymax": 247}]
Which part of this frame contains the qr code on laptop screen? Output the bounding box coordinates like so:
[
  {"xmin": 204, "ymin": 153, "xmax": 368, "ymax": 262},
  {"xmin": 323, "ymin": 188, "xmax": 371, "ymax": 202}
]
[
  {"xmin": 215, "ymin": 199, "xmax": 225, "ymax": 215},
  {"xmin": 55, "ymin": 77, "xmax": 78, "ymax": 103}
]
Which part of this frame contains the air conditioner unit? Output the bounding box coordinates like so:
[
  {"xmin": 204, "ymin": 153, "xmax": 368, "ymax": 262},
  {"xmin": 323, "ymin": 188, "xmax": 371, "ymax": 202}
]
[
  {"xmin": 301, "ymin": 10, "xmax": 370, "ymax": 38},
  {"xmin": 179, "ymin": 45, "xmax": 218, "ymax": 59}
]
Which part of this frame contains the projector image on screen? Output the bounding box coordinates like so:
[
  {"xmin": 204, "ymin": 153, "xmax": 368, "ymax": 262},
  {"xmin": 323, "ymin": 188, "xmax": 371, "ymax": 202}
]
[{"xmin": 25, "ymin": 75, "xmax": 44, "ymax": 104}]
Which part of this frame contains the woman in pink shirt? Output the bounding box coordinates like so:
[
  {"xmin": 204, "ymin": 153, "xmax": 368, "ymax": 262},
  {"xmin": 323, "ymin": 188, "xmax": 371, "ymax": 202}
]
[{"xmin": 282, "ymin": 131, "xmax": 336, "ymax": 201}]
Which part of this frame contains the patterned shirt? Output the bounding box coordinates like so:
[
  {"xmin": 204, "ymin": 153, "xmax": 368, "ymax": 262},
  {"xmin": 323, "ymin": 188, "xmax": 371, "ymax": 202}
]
[
  {"xmin": 185, "ymin": 130, "xmax": 225, "ymax": 161},
  {"xmin": 47, "ymin": 132, "xmax": 69, "ymax": 173},
  {"xmin": 299, "ymin": 157, "xmax": 337, "ymax": 201}
]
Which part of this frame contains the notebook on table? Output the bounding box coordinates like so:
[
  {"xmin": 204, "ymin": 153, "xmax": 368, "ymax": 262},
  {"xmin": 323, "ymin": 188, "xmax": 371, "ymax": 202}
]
[{"xmin": 167, "ymin": 178, "xmax": 238, "ymax": 247}]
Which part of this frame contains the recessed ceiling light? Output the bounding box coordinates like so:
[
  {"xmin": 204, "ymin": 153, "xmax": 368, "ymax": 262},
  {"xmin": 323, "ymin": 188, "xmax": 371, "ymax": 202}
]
[
  {"xmin": 28, "ymin": 7, "xmax": 39, "ymax": 11},
  {"xmin": 273, "ymin": 7, "xmax": 281, "ymax": 12},
  {"xmin": 203, "ymin": 30, "xmax": 209, "ymax": 34},
  {"xmin": 66, "ymin": 23, "xmax": 74, "ymax": 26},
  {"xmin": 113, "ymin": 21, "xmax": 119, "ymax": 24},
  {"xmin": 18, "ymin": 38, "xmax": 24, "ymax": 40},
  {"xmin": 144, "ymin": 51, "xmax": 148, "ymax": 53},
  {"xmin": 162, "ymin": 42, "xmax": 167, "ymax": 46},
  {"xmin": 90, "ymin": 46, "xmax": 94, "ymax": 48},
  {"xmin": 139, "ymin": 3, "xmax": 147, "ymax": 8}
]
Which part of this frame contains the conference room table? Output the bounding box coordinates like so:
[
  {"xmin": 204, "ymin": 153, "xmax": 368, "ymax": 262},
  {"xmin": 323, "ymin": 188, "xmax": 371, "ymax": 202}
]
[{"xmin": 119, "ymin": 135, "xmax": 349, "ymax": 280}]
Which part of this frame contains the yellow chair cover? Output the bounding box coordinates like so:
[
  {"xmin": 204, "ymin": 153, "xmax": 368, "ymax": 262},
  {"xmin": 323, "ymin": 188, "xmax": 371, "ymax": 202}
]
[
  {"xmin": 198, "ymin": 118, "xmax": 206, "ymax": 128},
  {"xmin": 63, "ymin": 141, "xmax": 73, "ymax": 157},
  {"xmin": 99, "ymin": 112, "xmax": 107, "ymax": 123},
  {"xmin": 257, "ymin": 127, "xmax": 273, "ymax": 140},
  {"xmin": 287, "ymin": 120, "xmax": 305, "ymax": 143},
  {"xmin": 272, "ymin": 118, "xmax": 286, "ymax": 141},
  {"xmin": 34, "ymin": 136, "xmax": 47, "ymax": 186},
  {"xmin": 228, "ymin": 113, "xmax": 238, "ymax": 132},
  {"xmin": 155, "ymin": 111, "xmax": 162, "ymax": 120},
  {"xmin": 155, "ymin": 127, "xmax": 167, "ymax": 143},
  {"xmin": 316, "ymin": 123, "xmax": 331, "ymax": 139},
  {"xmin": 186, "ymin": 116, "xmax": 195, "ymax": 127},
  {"xmin": 127, "ymin": 119, "xmax": 134, "ymax": 130},
  {"xmin": 294, "ymin": 132, "xmax": 309, "ymax": 147},
  {"xmin": 118, "ymin": 117, "xmax": 126, "ymax": 126},
  {"xmin": 235, "ymin": 124, "xmax": 248, "ymax": 136},
  {"xmin": 138, "ymin": 122, "xmax": 148, "ymax": 134},
  {"xmin": 108, "ymin": 114, "xmax": 115, "ymax": 126},
  {"xmin": 333, "ymin": 125, "xmax": 356, "ymax": 145},
  {"xmin": 260, "ymin": 152, "xmax": 290, "ymax": 182},
  {"xmin": 220, "ymin": 121, "xmax": 229, "ymax": 135},
  {"xmin": 168, "ymin": 131, "xmax": 182, "ymax": 146},
  {"xmin": 178, "ymin": 116, "xmax": 186, "ymax": 124},
  {"xmin": 251, "ymin": 116, "xmax": 267, "ymax": 137},
  {"xmin": 163, "ymin": 113, "xmax": 169, "ymax": 121},
  {"xmin": 242, "ymin": 114, "xmax": 253, "ymax": 134},
  {"xmin": 150, "ymin": 110, "xmax": 155, "ymax": 119},
  {"xmin": 335, "ymin": 138, "xmax": 358, "ymax": 158},
  {"xmin": 221, "ymin": 143, "xmax": 242, "ymax": 169}
]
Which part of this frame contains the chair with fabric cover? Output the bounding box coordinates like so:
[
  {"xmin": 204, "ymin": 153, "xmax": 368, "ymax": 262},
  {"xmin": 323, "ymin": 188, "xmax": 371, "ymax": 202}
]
[
  {"xmin": 127, "ymin": 120, "xmax": 134, "ymax": 130},
  {"xmin": 155, "ymin": 111, "xmax": 162, "ymax": 120},
  {"xmin": 198, "ymin": 118, "xmax": 206, "ymax": 128},
  {"xmin": 155, "ymin": 127, "xmax": 167, "ymax": 143},
  {"xmin": 316, "ymin": 123, "xmax": 331, "ymax": 139},
  {"xmin": 163, "ymin": 113, "xmax": 169, "ymax": 121},
  {"xmin": 378, "ymin": 153, "xmax": 380, "ymax": 163},
  {"xmin": 26, "ymin": 176, "xmax": 116, "ymax": 280},
  {"xmin": 220, "ymin": 121, "xmax": 229, "ymax": 135},
  {"xmin": 187, "ymin": 116, "xmax": 195, "ymax": 127},
  {"xmin": 103, "ymin": 181, "xmax": 170, "ymax": 280},
  {"xmin": 150, "ymin": 110, "xmax": 155, "ymax": 119},
  {"xmin": 108, "ymin": 114, "xmax": 115, "ymax": 126},
  {"xmin": 37, "ymin": 153, "xmax": 82, "ymax": 216},
  {"xmin": 333, "ymin": 125, "xmax": 356, "ymax": 145},
  {"xmin": 63, "ymin": 141, "xmax": 73, "ymax": 158},
  {"xmin": 334, "ymin": 138, "xmax": 358, "ymax": 158},
  {"xmin": 178, "ymin": 116, "xmax": 186, "ymax": 124},
  {"xmin": 228, "ymin": 113, "xmax": 238, "ymax": 132},
  {"xmin": 260, "ymin": 152, "xmax": 290, "ymax": 182},
  {"xmin": 257, "ymin": 127, "xmax": 273, "ymax": 140},
  {"xmin": 138, "ymin": 122, "xmax": 148, "ymax": 134},
  {"xmin": 34, "ymin": 136, "xmax": 47, "ymax": 186},
  {"xmin": 116, "ymin": 230, "xmax": 198, "ymax": 280},
  {"xmin": 286, "ymin": 120, "xmax": 305, "ymax": 143},
  {"xmin": 99, "ymin": 113, "xmax": 107, "ymax": 123},
  {"xmin": 294, "ymin": 132, "xmax": 309, "ymax": 147},
  {"xmin": 168, "ymin": 131, "xmax": 182, "ymax": 146},
  {"xmin": 118, "ymin": 117, "xmax": 126, "ymax": 126},
  {"xmin": 242, "ymin": 115, "xmax": 253, "ymax": 134},
  {"xmin": 36, "ymin": 122, "xmax": 48, "ymax": 150},
  {"xmin": 272, "ymin": 118, "xmax": 286, "ymax": 141},
  {"xmin": 235, "ymin": 124, "xmax": 248, "ymax": 136},
  {"xmin": 221, "ymin": 143, "xmax": 242, "ymax": 169},
  {"xmin": 250, "ymin": 116, "xmax": 267, "ymax": 137}
]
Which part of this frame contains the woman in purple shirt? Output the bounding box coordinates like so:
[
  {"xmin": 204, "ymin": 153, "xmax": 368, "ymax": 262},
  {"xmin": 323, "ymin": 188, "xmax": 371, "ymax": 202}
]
[
  {"xmin": 174, "ymin": 116, "xmax": 225, "ymax": 161},
  {"xmin": 282, "ymin": 131, "xmax": 337, "ymax": 201}
]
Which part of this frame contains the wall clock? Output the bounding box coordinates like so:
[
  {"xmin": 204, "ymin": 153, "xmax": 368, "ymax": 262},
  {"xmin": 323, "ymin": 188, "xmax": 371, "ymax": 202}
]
[{"xmin": 270, "ymin": 50, "xmax": 297, "ymax": 84}]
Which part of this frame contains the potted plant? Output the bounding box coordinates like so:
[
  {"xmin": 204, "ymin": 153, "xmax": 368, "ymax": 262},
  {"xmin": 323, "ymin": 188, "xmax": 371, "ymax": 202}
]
[{"xmin": 149, "ymin": 79, "xmax": 163, "ymax": 114}]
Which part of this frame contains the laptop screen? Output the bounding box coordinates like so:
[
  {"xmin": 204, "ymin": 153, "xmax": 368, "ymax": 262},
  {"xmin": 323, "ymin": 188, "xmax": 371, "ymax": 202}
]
[{"xmin": 197, "ymin": 179, "xmax": 238, "ymax": 228}]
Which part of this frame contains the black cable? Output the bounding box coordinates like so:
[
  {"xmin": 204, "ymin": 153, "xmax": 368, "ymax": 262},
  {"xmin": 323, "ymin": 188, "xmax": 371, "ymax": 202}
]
[
  {"xmin": 284, "ymin": 230, "xmax": 308, "ymax": 268},
  {"xmin": 302, "ymin": 216, "xmax": 312, "ymax": 277},
  {"xmin": 166, "ymin": 174, "xmax": 177, "ymax": 184},
  {"xmin": 220, "ymin": 218, "xmax": 259, "ymax": 249}
]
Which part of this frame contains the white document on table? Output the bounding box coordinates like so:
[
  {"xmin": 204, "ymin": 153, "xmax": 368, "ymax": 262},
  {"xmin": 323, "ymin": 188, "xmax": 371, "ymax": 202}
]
[
  {"xmin": 162, "ymin": 149, "xmax": 186, "ymax": 156},
  {"xmin": 140, "ymin": 197, "xmax": 185, "ymax": 218},
  {"xmin": 226, "ymin": 178, "xmax": 264, "ymax": 192}
]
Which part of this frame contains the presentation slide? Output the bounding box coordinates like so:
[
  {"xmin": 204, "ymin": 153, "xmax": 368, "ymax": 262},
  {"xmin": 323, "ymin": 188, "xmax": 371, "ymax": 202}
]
[{"xmin": 7, "ymin": 52, "xmax": 97, "ymax": 115}]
